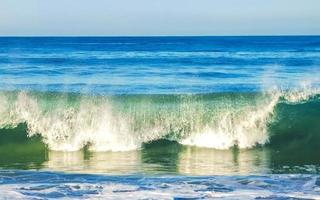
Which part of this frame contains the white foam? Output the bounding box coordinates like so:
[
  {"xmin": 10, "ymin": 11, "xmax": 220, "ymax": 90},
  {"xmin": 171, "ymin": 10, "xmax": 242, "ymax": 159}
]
[
  {"xmin": 180, "ymin": 92, "xmax": 280, "ymax": 149},
  {"xmin": 0, "ymin": 92, "xmax": 140, "ymax": 152},
  {"xmin": 283, "ymin": 81, "xmax": 319, "ymax": 103}
]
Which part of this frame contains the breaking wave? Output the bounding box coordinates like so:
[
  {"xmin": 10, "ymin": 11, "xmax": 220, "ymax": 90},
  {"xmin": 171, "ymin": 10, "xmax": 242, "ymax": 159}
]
[{"xmin": 0, "ymin": 88, "xmax": 319, "ymax": 152}]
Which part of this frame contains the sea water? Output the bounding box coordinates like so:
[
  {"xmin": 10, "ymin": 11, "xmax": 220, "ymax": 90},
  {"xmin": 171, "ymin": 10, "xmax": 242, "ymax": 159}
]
[{"xmin": 0, "ymin": 36, "xmax": 319, "ymax": 199}]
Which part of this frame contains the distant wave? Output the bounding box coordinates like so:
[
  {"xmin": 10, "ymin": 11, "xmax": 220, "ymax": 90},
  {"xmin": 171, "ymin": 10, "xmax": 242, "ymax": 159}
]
[{"xmin": 0, "ymin": 88, "xmax": 319, "ymax": 152}]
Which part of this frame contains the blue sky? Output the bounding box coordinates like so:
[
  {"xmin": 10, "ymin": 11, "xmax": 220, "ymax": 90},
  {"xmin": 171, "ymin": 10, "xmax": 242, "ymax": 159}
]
[{"xmin": 0, "ymin": 0, "xmax": 319, "ymax": 36}]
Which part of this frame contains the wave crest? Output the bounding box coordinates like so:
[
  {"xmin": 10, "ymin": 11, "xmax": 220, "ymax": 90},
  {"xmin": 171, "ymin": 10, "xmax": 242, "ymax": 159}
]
[{"xmin": 0, "ymin": 89, "xmax": 318, "ymax": 151}]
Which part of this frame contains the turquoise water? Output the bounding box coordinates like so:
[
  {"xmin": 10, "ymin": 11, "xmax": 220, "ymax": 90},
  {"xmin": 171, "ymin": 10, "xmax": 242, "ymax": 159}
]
[{"xmin": 0, "ymin": 36, "xmax": 320, "ymax": 199}]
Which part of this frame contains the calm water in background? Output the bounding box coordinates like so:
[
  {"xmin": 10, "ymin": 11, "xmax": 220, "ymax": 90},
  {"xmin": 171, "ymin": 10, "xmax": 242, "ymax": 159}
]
[
  {"xmin": 0, "ymin": 36, "xmax": 319, "ymax": 93},
  {"xmin": 0, "ymin": 37, "xmax": 320, "ymax": 199}
]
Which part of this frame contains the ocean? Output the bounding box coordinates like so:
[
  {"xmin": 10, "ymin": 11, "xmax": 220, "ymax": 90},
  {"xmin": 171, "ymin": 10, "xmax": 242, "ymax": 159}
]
[{"xmin": 0, "ymin": 36, "xmax": 319, "ymax": 199}]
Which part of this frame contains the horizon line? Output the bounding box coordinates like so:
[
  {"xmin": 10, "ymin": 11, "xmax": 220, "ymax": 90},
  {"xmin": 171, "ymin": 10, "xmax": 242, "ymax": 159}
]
[{"xmin": 0, "ymin": 34, "xmax": 320, "ymax": 38}]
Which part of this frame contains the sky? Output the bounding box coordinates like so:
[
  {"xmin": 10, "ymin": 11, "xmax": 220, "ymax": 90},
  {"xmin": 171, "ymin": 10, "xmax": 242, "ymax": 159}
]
[{"xmin": 0, "ymin": 0, "xmax": 319, "ymax": 36}]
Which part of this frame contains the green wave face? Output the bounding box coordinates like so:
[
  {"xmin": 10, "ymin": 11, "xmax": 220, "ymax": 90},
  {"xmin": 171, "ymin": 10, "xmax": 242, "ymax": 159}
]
[
  {"xmin": 0, "ymin": 123, "xmax": 46, "ymax": 169},
  {"xmin": 0, "ymin": 90, "xmax": 319, "ymax": 152},
  {"xmin": 269, "ymin": 99, "xmax": 320, "ymax": 148}
]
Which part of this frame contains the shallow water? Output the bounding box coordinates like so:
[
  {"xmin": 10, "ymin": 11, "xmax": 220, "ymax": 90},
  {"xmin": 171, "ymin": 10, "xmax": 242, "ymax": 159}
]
[
  {"xmin": 1, "ymin": 136, "xmax": 320, "ymax": 175},
  {"xmin": 1, "ymin": 170, "xmax": 320, "ymax": 199}
]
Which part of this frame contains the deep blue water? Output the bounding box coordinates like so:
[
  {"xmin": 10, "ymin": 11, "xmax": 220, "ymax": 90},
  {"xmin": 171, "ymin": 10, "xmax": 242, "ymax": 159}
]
[{"xmin": 0, "ymin": 36, "xmax": 319, "ymax": 93}]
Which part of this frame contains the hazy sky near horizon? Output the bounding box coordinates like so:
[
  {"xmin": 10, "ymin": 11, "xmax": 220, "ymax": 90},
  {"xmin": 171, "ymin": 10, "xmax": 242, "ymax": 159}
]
[{"xmin": 0, "ymin": 0, "xmax": 319, "ymax": 36}]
